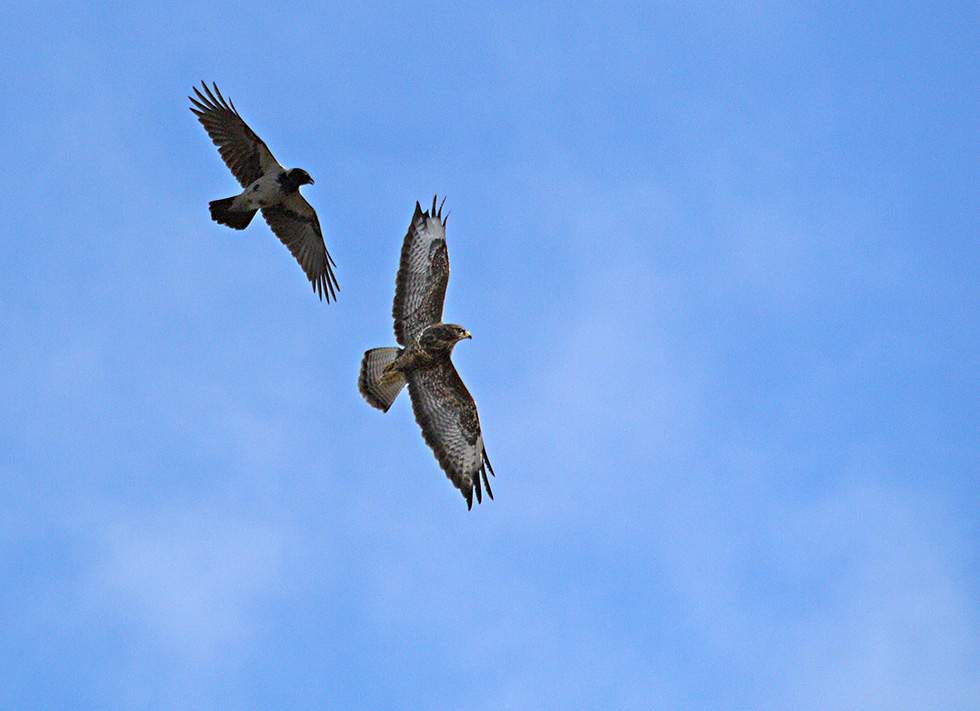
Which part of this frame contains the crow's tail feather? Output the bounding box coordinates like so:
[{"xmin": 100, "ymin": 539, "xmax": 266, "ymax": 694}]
[{"xmin": 209, "ymin": 197, "xmax": 256, "ymax": 230}]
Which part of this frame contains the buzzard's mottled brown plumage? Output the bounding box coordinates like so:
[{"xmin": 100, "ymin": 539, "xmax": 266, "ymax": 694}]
[
  {"xmin": 393, "ymin": 200, "xmax": 451, "ymax": 346},
  {"xmin": 190, "ymin": 82, "xmax": 339, "ymax": 302},
  {"xmin": 358, "ymin": 197, "xmax": 494, "ymax": 508}
]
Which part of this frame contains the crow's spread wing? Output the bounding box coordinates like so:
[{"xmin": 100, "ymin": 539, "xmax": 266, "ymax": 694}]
[
  {"xmin": 393, "ymin": 196, "xmax": 450, "ymax": 346},
  {"xmin": 261, "ymin": 194, "xmax": 339, "ymax": 302},
  {"xmin": 190, "ymin": 82, "xmax": 283, "ymax": 187},
  {"xmin": 407, "ymin": 360, "xmax": 494, "ymax": 508}
]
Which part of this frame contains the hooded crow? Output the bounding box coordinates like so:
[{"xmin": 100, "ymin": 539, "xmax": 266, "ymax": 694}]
[{"xmin": 190, "ymin": 82, "xmax": 339, "ymax": 302}]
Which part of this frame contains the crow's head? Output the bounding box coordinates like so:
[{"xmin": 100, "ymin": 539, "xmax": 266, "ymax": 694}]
[{"xmin": 280, "ymin": 168, "xmax": 314, "ymax": 192}]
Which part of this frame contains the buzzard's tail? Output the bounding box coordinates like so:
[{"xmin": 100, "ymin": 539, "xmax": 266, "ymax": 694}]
[
  {"xmin": 209, "ymin": 197, "xmax": 257, "ymax": 230},
  {"xmin": 359, "ymin": 348, "xmax": 406, "ymax": 413}
]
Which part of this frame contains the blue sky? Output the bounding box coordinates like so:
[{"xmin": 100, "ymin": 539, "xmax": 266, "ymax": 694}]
[{"xmin": 1, "ymin": 1, "xmax": 978, "ymax": 709}]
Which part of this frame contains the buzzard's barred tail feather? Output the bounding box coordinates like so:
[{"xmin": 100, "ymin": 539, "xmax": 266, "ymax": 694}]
[
  {"xmin": 209, "ymin": 197, "xmax": 256, "ymax": 230},
  {"xmin": 359, "ymin": 348, "xmax": 406, "ymax": 412}
]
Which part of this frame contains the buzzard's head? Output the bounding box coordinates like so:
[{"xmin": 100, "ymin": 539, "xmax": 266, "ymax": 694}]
[
  {"xmin": 421, "ymin": 323, "xmax": 472, "ymax": 356},
  {"xmin": 450, "ymin": 324, "xmax": 472, "ymax": 342},
  {"xmin": 280, "ymin": 168, "xmax": 315, "ymax": 192}
]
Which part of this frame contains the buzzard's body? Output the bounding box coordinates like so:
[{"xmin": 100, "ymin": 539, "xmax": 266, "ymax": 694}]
[
  {"xmin": 189, "ymin": 82, "xmax": 339, "ymax": 301},
  {"xmin": 359, "ymin": 197, "xmax": 494, "ymax": 508}
]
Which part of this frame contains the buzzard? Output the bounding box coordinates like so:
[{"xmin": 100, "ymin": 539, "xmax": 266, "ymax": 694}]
[
  {"xmin": 189, "ymin": 81, "xmax": 339, "ymax": 301},
  {"xmin": 359, "ymin": 197, "xmax": 495, "ymax": 508}
]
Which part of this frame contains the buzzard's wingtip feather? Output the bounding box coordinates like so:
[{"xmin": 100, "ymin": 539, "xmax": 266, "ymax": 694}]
[{"xmin": 483, "ymin": 468, "xmax": 494, "ymax": 501}]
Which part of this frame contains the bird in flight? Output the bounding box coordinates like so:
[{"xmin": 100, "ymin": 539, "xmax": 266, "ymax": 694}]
[
  {"xmin": 189, "ymin": 81, "xmax": 339, "ymax": 302},
  {"xmin": 359, "ymin": 197, "xmax": 495, "ymax": 509}
]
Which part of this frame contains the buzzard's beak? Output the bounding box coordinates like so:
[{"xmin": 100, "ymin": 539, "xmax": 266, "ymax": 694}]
[
  {"xmin": 309, "ymin": 178, "xmax": 315, "ymax": 184},
  {"xmin": 464, "ymin": 331, "xmax": 472, "ymax": 340}
]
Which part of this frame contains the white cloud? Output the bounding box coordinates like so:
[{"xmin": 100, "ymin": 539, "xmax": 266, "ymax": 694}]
[
  {"xmin": 654, "ymin": 464, "xmax": 980, "ymax": 710},
  {"xmin": 776, "ymin": 481, "xmax": 980, "ymax": 710},
  {"xmin": 90, "ymin": 503, "xmax": 290, "ymax": 664}
]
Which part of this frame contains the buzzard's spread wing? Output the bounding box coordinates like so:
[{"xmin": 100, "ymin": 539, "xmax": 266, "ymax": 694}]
[
  {"xmin": 407, "ymin": 360, "xmax": 494, "ymax": 509},
  {"xmin": 261, "ymin": 194, "xmax": 339, "ymax": 302},
  {"xmin": 190, "ymin": 82, "xmax": 282, "ymax": 187},
  {"xmin": 393, "ymin": 196, "xmax": 449, "ymax": 346}
]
